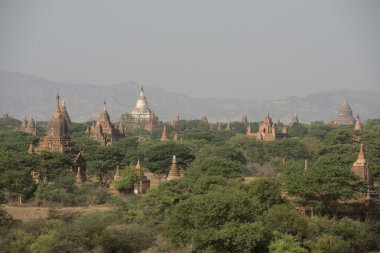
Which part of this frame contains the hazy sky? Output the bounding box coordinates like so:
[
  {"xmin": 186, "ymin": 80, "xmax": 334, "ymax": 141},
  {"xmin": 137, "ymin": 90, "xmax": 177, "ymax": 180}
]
[{"xmin": 1, "ymin": 0, "xmax": 379, "ymax": 99}]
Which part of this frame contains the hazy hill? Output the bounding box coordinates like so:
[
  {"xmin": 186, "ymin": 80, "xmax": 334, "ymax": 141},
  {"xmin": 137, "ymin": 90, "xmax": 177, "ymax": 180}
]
[{"xmin": 1, "ymin": 71, "xmax": 379, "ymax": 123}]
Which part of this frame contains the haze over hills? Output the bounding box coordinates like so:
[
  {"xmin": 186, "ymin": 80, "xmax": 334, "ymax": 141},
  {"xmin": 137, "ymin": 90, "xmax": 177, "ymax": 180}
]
[{"xmin": 0, "ymin": 71, "xmax": 379, "ymax": 124}]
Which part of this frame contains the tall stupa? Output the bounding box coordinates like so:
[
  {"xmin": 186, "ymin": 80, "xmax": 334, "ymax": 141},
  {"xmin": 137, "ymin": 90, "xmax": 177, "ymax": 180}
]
[
  {"xmin": 130, "ymin": 87, "xmax": 152, "ymax": 123},
  {"xmin": 334, "ymin": 97, "xmax": 355, "ymax": 125},
  {"xmin": 37, "ymin": 94, "xmax": 73, "ymax": 153}
]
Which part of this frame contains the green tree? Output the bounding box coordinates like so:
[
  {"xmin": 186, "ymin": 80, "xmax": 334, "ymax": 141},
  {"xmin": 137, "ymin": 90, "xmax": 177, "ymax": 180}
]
[
  {"xmin": 143, "ymin": 142, "xmax": 194, "ymax": 175},
  {"xmin": 309, "ymin": 234, "xmax": 351, "ymax": 253},
  {"xmin": 269, "ymin": 234, "xmax": 307, "ymax": 253},
  {"xmin": 115, "ymin": 166, "xmax": 139, "ymax": 193}
]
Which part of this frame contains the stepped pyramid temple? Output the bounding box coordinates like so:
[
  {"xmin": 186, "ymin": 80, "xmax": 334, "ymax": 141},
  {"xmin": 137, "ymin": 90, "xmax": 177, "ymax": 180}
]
[
  {"xmin": 167, "ymin": 155, "xmax": 181, "ymax": 180},
  {"xmin": 89, "ymin": 102, "xmax": 123, "ymax": 146},
  {"xmin": 247, "ymin": 113, "xmax": 288, "ymax": 141},
  {"xmin": 37, "ymin": 94, "xmax": 74, "ymax": 153},
  {"xmin": 61, "ymin": 100, "xmax": 71, "ymax": 124},
  {"xmin": 334, "ymin": 97, "xmax": 355, "ymax": 125}
]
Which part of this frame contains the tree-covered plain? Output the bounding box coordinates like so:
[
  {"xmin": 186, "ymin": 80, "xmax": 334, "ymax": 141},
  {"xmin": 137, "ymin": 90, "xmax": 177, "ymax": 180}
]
[{"xmin": 1, "ymin": 117, "xmax": 380, "ymax": 252}]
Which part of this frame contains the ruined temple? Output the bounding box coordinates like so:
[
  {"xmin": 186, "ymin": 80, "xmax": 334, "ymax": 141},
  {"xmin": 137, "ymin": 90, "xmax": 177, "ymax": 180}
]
[
  {"xmin": 37, "ymin": 94, "xmax": 74, "ymax": 153},
  {"xmin": 73, "ymin": 152, "xmax": 86, "ymax": 183},
  {"xmin": 134, "ymin": 159, "xmax": 150, "ymax": 194},
  {"xmin": 334, "ymin": 97, "xmax": 355, "ymax": 125}
]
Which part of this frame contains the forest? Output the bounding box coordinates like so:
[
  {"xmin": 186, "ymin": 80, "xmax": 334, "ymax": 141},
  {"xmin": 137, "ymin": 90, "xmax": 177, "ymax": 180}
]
[{"xmin": 1, "ymin": 116, "xmax": 380, "ymax": 253}]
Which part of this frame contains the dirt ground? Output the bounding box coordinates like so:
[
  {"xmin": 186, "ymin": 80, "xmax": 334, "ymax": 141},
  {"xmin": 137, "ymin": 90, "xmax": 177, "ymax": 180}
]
[{"xmin": 2, "ymin": 204, "xmax": 114, "ymax": 222}]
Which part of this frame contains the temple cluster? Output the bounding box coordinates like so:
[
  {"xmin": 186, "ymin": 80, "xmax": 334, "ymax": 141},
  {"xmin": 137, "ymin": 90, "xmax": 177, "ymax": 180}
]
[{"xmin": 16, "ymin": 88, "xmax": 374, "ymax": 201}]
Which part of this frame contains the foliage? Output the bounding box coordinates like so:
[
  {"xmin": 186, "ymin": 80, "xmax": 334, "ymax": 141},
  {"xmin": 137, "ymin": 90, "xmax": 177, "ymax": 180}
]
[
  {"xmin": 269, "ymin": 234, "xmax": 307, "ymax": 253},
  {"xmin": 142, "ymin": 142, "xmax": 195, "ymax": 175},
  {"xmin": 285, "ymin": 164, "xmax": 362, "ymax": 214},
  {"xmin": 115, "ymin": 166, "xmax": 139, "ymax": 193}
]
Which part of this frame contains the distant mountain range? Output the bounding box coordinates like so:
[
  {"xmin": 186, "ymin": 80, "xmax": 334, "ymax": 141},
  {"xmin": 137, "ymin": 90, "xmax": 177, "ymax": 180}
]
[{"xmin": 0, "ymin": 71, "xmax": 379, "ymax": 123}]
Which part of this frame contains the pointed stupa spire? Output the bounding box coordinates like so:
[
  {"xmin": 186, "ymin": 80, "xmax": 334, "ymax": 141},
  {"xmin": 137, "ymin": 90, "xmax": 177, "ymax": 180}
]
[
  {"xmin": 334, "ymin": 97, "xmax": 355, "ymax": 125},
  {"xmin": 28, "ymin": 142, "xmax": 34, "ymax": 154},
  {"xmin": 135, "ymin": 159, "xmax": 142, "ymax": 176},
  {"xmin": 241, "ymin": 114, "xmax": 248, "ymax": 124},
  {"xmin": 54, "ymin": 93, "xmax": 61, "ymax": 117},
  {"xmin": 21, "ymin": 114, "xmax": 28, "ymax": 130},
  {"xmin": 161, "ymin": 126, "xmax": 168, "ymax": 141},
  {"xmin": 246, "ymin": 123, "xmax": 254, "ymax": 136},
  {"xmin": 225, "ymin": 122, "xmax": 232, "ymax": 131},
  {"xmin": 167, "ymin": 155, "xmax": 180, "ymax": 180},
  {"xmin": 173, "ymin": 132, "xmax": 178, "ymax": 141},
  {"xmin": 358, "ymin": 144, "xmax": 365, "ymax": 161},
  {"xmin": 354, "ymin": 114, "xmax": 362, "ymax": 131}
]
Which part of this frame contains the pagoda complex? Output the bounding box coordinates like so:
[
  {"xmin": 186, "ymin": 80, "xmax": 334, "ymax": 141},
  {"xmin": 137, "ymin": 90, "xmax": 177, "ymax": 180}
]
[
  {"xmin": 37, "ymin": 94, "xmax": 74, "ymax": 153},
  {"xmin": 89, "ymin": 102, "xmax": 123, "ymax": 146},
  {"xmin": 247, "ymin": 113, "xmax": 287, "ymax": 141},
  {"xmin": 334, "ymin": 97, "xmax": 355, "ymax": 125}
]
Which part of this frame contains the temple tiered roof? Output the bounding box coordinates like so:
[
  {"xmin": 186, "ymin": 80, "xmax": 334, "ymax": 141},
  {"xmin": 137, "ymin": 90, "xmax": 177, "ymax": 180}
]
[{"xmin": 334, "ymin": 97, "xmax": 355, "ymax": 125}]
